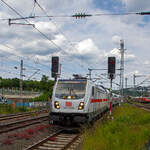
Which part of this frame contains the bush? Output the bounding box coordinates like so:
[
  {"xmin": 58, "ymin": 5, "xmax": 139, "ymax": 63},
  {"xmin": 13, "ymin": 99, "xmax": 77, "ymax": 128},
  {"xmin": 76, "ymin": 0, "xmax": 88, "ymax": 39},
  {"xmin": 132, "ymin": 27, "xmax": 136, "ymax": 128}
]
[
  {"xmin": 18, "ymin": 106, "xmax": 27, "ymax": 112},
  {"xmin": 0, "ymin": 104, "xmax": 36, "ymax": 114},
  {"xmin": 30, "ymin": 91, "xmax": 52, "ymax": 102}
]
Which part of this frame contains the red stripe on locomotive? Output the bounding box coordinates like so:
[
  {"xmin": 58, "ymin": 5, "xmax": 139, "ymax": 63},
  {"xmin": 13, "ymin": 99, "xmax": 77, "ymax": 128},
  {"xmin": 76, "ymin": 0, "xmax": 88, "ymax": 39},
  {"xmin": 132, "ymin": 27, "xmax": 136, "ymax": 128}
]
[{"xmin": 90, "ymin": 99, "xmax": 108, "ymax": 103}]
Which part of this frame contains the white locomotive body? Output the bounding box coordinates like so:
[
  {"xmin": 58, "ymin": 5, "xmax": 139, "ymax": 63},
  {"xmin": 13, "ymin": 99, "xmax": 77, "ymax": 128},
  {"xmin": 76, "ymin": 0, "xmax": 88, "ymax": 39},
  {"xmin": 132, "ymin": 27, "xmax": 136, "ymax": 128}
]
[{"xmin": 49, "ymin": 79, "xmax": 110, "ymax": 124}]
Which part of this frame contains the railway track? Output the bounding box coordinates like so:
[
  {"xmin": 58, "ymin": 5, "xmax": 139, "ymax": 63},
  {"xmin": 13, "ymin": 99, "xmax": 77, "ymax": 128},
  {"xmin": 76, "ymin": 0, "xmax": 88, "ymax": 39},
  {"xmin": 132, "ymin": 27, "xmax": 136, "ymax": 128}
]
[
  {"xmin": 134, "ymin": 104, "xmax": 150, "ymax": 112},
  {"xmin": 0, "ymin": 109, "xmax": 48, "ymax": 123},
  {"xmin": 25, "ymin": 129, "xmax": 81, "ymax": 150},
  {"xmin": 0, "ymin": 115, "xmax": 49, "ymax": 134},
  {"xmin": 127, "ymin": 100, "xmax": 150, "ymax": 112}
]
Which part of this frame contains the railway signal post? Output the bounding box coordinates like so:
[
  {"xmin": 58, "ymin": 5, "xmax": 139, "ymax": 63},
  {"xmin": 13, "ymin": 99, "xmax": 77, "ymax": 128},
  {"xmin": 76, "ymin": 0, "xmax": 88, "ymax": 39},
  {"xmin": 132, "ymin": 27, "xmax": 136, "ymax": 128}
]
[
  {"xmin": 51, "ymin": 56, "xmax": 60, "ymax": 81},
  {"xmin": 108, "ymin": 57, "xmax": 116, "ymax": 116}
]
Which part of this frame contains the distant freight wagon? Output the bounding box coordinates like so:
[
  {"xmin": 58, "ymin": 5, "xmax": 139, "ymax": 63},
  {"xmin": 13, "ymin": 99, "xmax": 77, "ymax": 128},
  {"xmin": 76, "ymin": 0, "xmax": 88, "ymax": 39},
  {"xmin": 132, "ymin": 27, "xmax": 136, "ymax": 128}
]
[{"xmin": 133, "ymin": 97, "xmax": 150, "ymax": 103}]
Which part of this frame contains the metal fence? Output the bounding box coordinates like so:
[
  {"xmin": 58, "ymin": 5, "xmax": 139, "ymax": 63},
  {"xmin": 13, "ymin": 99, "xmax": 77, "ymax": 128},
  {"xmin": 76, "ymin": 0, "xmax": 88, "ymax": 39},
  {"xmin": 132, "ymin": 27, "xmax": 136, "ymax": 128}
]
[{"xmin": 0, "ymin": 88, "xmax": 42, "ymax": 96}]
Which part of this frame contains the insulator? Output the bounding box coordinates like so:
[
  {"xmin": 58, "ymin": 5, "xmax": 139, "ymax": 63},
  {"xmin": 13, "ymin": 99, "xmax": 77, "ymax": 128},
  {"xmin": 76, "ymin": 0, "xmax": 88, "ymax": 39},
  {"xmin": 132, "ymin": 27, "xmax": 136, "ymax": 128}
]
[{"xmin": 136, "ymin": 11, "xmax": 150, "ymax": 15}]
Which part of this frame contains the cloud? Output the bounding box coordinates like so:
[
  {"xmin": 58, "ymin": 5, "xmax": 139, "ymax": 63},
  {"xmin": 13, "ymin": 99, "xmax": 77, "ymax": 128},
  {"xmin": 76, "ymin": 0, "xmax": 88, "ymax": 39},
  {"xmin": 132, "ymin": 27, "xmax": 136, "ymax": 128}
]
[
  {"xmin": 73, "ymin": 39, "xmax": 98, "ymax": 55},
  {"xmin": 35, "ymin": 21, "xmax": 58, "ymax": 33},
  {"xmin": 0, "ymin": 0, "xmax": 150, "ymax": 85},
  {"xmin": 53, "ymin": 34, "xmax": 66, "ymax": 47},
  {"xmin": 104, "ymin": 48, "xmax": 136, "ymax": 61},
  {"xmin": 120, "ymin": 0, "xmax": 150, "ymax": 11},
  {"xmin": 144, "ymin": 60, "xmax": 150, "ymax": 65},
  {"xmin": 112, "ymin": 35, "xmax": 121, "ymax": 44}
]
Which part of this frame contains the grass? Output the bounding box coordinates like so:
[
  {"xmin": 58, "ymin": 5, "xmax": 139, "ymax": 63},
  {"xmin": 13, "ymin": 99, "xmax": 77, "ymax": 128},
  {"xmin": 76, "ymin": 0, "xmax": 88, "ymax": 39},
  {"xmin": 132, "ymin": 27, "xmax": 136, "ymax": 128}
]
[
  {"xmin": 82, "ymin": 104, "xmax": 150, "ymax": 150},
  {"xmin": 0, "ymin": 104, "xmax": 38, "ymax": 114}
]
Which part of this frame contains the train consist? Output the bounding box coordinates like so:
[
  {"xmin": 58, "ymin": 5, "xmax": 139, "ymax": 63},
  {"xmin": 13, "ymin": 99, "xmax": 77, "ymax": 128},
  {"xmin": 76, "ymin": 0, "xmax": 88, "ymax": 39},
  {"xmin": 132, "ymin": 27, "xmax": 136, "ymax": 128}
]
[
  {"xmin": 49, "ymin": 78, "xmax": 120, "ymax": 124},
  {"xmin": 133, "ymin": 97, "xmax": 150, "ymax": 103}
]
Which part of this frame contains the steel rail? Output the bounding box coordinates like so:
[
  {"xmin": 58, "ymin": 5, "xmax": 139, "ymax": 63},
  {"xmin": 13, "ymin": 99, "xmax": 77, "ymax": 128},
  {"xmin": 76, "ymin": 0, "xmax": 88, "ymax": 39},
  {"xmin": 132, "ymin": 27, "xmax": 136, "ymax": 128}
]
[
  {"xmin": 0, "ymin": 115, "xmax": 49, "ymax": 134},
  {"xmin": 25, "ymin": 129, "xmax": 81, "ymax": 150},
  {"xmin": 0, "ymin": 109, "xmax": 48, "ymax": 119},
  {"xmin": 127, "ymin": 100, "xmax": 150, "ymax": 112}
]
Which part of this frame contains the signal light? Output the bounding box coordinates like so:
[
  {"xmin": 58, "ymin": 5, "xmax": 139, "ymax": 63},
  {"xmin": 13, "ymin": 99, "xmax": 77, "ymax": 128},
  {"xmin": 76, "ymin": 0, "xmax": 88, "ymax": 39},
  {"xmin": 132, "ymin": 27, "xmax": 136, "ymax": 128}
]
[
  {"xmin": 51, "ymin": 56, "xmax": 59, "ymax": 78},
  {"xmin": 108, "ymin": 57, "xmax": 116, "ymax": 79},
  {"xmin": 108, "ymin": 57, "xmax": 116, "ymax": 74}
]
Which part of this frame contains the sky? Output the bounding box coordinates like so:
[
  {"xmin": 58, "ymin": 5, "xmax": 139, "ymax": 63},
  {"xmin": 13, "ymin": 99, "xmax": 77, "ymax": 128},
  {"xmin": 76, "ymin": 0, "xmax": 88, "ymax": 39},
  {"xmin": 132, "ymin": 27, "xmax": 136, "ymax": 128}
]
[{"xmin": 0, "ymin": 0, "xmax": 150, "ymax": 89}]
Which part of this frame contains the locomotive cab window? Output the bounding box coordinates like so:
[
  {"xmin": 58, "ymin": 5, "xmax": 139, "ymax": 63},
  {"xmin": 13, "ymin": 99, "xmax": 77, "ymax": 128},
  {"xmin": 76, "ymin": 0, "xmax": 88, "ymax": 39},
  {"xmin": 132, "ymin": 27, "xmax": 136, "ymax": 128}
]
[{"xmin": 55, "ymin": 80, "xmax": 87, "ymax": 99}]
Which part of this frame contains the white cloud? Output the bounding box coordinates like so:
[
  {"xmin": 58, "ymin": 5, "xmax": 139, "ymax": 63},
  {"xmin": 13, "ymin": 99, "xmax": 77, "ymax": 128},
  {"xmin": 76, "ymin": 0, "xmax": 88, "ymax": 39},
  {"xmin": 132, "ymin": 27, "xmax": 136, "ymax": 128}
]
[
  {"xmin": 104, "ymin": 48, "xmax": 136, "ymax": 61},
  {"xmin": 110, "ymin": 48, "xmax": 120, "ymax": 57},
  {"xmin": 0, "ymin": 12, "xmax": 10, "ymax": 18},
  {"xmin": 73, "ymin": 39, "xmax": 98, "ymax": 55},
  {"xmin": 135, "ymin": 70, "xmax": 140, "ymax": 74},
  {"xmin": 144, "ymin": 60, "xmax": 150, "ymax": 65},
  {"xmin": 120, "ymin": 0, "xmax": 150, "ymax": 11},
  {"xmin": 0, "ymin": 0, "xmax": 150, "ymax": 85},
  {"xmin": 53, "ymin": 34, "xmax": 66, "ymax": 47},
  {"xmin": 112, "ymin": 35, "xmax": 121, "ymax": 45},
  {"xmin": 35, "ymin": 21, "xmax": 58, "ymax": 33}
]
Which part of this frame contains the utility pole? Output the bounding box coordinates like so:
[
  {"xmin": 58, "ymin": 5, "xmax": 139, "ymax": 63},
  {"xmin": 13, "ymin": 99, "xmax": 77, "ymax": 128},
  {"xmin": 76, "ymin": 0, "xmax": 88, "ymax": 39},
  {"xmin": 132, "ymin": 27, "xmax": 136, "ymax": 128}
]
[
  {"xmin": 119, "ymin": 40, "xmax": 126, "ymax": 102},
  {"xmin": 0, "ymin": 79, "xmax": 4, "ymax": 98},
  {"xmin": 20, "ymin": 60, "xmax": 23, "ymax": 96},
  {"xmin": 88, "ymin": 68, "xmax": 92, "ymax": 80},
  {"xmin": 133, "ymin": 74, "xmax": 136, "ymax": 88},
  {"xmin": 110, "ymin": 78, "xmax": 113, "ymax": 115},
  {"xmin": 125, "ymin": 77, "xmax": 128, "ymax": 88},
  {"xmin": 108, "ymin": 57, "xmax": 116, "ymax": 116}
]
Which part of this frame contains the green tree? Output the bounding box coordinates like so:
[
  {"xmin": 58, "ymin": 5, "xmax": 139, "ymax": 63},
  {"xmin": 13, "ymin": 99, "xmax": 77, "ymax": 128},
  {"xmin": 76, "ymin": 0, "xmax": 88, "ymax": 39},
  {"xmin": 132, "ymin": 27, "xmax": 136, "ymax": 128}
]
[{"xmin": 0, "ymin": 76, "xmax": 55, "ymax": 101}]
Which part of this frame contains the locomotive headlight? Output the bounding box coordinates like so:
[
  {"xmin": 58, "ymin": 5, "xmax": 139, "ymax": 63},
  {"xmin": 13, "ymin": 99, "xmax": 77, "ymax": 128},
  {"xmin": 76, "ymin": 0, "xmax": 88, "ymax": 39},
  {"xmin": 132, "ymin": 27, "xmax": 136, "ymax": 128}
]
[
  {"xmin": 67, "ymin": 96, "xmax": 71, "ymax": 99},
  {"xmin": 78, "ymin": 102, "xmax": 84, "ymax": 110},
  {"xmin": 63, "ymin": 96, "xmax": 66, "ymax": 99},
  {"xmin": 72, "ymin": 96, "xmax": 75, "ymax": 99},
  {"xmin": 54, "ymin": 101, "xmax": 60, "ymax": 109},
  {"xmin": 78, "ymin": 106, "xmax": 82, "ymax": 110},
  {"xmin": 80, "ymin": 102, "xmax": 84, "ymax": 106},
  {"xmin": 56, "ymin": 105, "xmax": 60, "ymax": 109},
  {"xmin": 55, "ymin": 101, "xmax": 59, "ymax": 105}
]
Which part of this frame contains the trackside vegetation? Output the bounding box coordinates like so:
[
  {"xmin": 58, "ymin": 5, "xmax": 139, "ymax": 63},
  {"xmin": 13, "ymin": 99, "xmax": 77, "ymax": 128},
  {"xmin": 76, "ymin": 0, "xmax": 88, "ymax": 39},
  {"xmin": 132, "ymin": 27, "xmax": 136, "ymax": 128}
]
[
  {"xmin": 0, "ymin": 75, "xmax": 55, "ymax": 102},
  {"xmin": 0, "ymin": 104, "xmax": 38, "ymax": 114},
  {"xmin": 82, "ymin": 104, "xmax": 150, "ymax": 150}
]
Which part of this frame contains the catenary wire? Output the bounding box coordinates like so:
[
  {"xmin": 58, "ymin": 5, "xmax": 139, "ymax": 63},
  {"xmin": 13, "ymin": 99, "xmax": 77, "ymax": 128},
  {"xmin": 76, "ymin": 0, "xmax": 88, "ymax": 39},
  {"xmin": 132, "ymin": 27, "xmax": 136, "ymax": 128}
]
[
  {"xmin": 34, "ymin": 0, "xmax": 90, "ymax": 70},
  {"xmin": 0, "ymin": 0, "xmax": 68, "ymax": 56},
  {"xmin": 1, "ymin": 0, "xmax": 88, "ymax": 73},
  {"xmin": 0, "ymin": 44, "xmax": 50, "ymax": 71}
]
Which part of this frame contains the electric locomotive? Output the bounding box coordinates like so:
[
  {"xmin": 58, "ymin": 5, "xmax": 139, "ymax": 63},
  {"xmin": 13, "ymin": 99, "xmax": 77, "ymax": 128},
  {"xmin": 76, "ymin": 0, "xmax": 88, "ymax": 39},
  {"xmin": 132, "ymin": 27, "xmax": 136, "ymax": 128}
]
[{"xmin": 49, "ymin": 78, "xmax": 110, "ymax": 124}]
